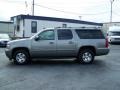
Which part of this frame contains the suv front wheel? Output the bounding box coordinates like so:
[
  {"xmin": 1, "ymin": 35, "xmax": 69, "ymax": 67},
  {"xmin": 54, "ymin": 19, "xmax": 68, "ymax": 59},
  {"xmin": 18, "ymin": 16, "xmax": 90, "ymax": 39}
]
[
  {"xmin": 13, "ymin": 50, "xmax": 30, "ymax": 65},
  {"xmin": 78, "ymin": 49, "xmax": 94, "ymax": 64}
]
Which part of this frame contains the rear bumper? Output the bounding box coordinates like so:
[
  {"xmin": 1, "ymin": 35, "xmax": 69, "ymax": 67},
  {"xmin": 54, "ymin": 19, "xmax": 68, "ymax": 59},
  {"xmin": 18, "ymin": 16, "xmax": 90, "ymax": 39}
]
[{"xmin": 96, "ymin": 48, "xmax": 110, "ymax": 56}]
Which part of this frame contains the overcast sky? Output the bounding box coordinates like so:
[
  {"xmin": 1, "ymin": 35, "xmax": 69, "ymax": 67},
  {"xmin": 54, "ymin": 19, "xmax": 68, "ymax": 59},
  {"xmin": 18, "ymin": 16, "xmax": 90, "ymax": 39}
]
[{"xmin": 0, "ymin": 0, "xmax": 120, "ymax": 23}]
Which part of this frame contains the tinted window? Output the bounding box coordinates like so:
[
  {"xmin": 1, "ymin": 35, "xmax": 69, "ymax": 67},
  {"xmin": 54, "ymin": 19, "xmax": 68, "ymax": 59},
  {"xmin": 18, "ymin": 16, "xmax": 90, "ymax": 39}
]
[
  {"xmin": 109, "ymin": 31, "xmax": 120, "ymax": 36},
  {"xmin": 38, "ymin": 30, "xmax": 55, "ymax": 40},
  {"xmin": 57, "ymin": 29, "xmax": 73, "ymax": 40},
  {"xmin": 75, "ymin": 29, "xmax": 104, "ymax": 39},
  {"xmin": 31, "ymin": 21, "xmax": 37, "ymax": 33}
]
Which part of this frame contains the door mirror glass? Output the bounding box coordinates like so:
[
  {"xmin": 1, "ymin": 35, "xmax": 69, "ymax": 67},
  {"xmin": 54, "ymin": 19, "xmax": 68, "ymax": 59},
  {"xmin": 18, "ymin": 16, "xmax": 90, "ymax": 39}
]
[{"xmin": 34, "ymin": 36, "xmax": 39, "ymax": 41}]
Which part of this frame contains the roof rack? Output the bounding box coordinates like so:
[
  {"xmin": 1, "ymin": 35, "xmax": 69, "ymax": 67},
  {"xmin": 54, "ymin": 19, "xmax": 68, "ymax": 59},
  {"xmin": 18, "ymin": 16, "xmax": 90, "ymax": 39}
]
[{"xmin": 55, "ymin": 26, "xmax": 102, "ymax": 29}]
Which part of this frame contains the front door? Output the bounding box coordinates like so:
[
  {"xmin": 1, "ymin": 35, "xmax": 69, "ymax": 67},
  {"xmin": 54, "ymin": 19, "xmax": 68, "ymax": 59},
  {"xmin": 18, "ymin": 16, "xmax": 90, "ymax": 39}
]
[{"xmin": 31, "ymin": 30, "xmax": 56, "ymax": 58}]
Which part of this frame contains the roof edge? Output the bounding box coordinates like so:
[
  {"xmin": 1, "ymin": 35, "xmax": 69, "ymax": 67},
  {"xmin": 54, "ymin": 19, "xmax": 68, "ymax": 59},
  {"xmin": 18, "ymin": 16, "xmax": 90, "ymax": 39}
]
[
  {"xmin": 0, "ymin": 21, "xmax": 13, "ymax": 24},
  {"xmin": 11, "ymin": 14, "xmax": 103, "ymax": 26}
]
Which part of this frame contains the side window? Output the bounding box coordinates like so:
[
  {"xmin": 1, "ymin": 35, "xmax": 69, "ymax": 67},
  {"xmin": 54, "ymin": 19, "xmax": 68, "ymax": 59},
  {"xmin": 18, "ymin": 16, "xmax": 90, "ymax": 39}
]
[
  {"xmin": 38, "ymin": 30, "xmax": 55, "ymax": 40},
  {"xmin": 31, "ymin": 21, "xmax": 37, "ymax": 33},
  {"xmin": 75, "ymin": 29, "xmax": 105, "ymax": 39},
  {"xmin": 57, "ymin": 29, "xmax": 73, "ymax": 40}
]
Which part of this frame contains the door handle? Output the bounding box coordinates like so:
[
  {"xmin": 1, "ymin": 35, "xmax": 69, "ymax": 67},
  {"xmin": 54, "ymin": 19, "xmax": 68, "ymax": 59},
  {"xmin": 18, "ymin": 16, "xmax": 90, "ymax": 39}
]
[
  {"xmin": 68, "ymin": 41, "xmax": 74, "ymax": 44},
  {"xmin": 49, "ymin": 42, "xmax": 54, "ymax": 44}
]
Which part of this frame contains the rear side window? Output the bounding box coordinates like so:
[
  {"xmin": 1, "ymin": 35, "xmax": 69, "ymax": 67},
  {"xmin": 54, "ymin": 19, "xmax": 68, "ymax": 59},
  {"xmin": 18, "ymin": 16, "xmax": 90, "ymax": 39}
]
[
  {"xmin": 109, "ymin": 31, "xmax": 120, "ymax": 36},
  {"xmin": 57, "ymin": 29, "xmax": 73, "ymax": 40},
  {"xmin": 75, "ymin": 29, "xmax": 105, "ymax": 39}
]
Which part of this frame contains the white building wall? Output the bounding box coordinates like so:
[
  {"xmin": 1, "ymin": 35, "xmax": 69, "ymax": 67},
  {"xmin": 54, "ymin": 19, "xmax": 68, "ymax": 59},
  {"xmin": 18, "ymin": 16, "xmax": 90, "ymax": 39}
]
[
  {"xmin": 24, "ymin": 19, "xmax": 98, "ymax": 37},
  {"xmin": 15, "ymin": 20, "xmax": 23, "ymax": 37}
]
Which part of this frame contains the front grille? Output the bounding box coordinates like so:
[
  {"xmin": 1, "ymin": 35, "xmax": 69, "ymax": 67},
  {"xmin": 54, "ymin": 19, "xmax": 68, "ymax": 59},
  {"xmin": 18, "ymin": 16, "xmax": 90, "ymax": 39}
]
[
  {"xmin": 0, "ymin": 41, "xmax": 8, "ymax": 44},
  {"xmin": 4, "ymin": 41, "xmax": 8, "ymax": 43}
]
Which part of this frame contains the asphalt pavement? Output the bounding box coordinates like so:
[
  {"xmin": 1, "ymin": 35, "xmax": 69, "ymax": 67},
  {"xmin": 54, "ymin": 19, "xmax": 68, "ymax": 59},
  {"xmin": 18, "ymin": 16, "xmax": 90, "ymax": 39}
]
[{"xmin": 0, "ymin": 44, "xmax": 120, "ymax": 90}]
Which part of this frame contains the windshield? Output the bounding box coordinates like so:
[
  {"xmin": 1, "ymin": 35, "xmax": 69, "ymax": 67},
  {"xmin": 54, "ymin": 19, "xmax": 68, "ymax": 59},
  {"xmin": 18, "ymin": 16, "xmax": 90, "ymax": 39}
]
[
  {"xmin": 30, "ymin": 30, "xmax": 44, "ymax": 39},
  {"xmin": 109, "ymin": 31, "xmax": 120, "ymax": 36},
  {"xmin": 0, "ymin": 34, "xmax": 10, "ymax": 39}
]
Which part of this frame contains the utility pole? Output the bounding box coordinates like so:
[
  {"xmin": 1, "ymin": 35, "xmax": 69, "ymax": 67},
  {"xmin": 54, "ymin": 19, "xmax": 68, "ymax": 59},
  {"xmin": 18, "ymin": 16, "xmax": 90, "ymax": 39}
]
[
  {"xmin": 25, "ymin": 1, "xmax": 28, "ymax": 14},
  {"xmin": 32, "ymin": 0, "xmax": 34, "ymax": 16},
  {"xmin": 110, "ymin": 0, "xmax": 115, "ymax": 23},
  {"xmin": 79, "ymin": 16, "xmax": 82, "ymax": 20}
]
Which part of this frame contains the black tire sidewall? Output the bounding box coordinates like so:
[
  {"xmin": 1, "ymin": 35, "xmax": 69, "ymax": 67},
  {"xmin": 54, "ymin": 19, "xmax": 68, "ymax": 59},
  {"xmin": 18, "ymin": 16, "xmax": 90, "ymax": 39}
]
[
  {"xmin": 78, "ymin": 49, "xmax": 94, "ymax": 64},
  {"xmin": 13, "ymin": 50, "xmax": 30, "ymax": 65}
]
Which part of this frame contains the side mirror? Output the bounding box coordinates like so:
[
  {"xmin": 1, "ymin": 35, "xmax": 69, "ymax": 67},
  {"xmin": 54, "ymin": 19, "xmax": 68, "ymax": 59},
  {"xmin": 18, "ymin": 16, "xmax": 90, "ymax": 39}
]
[{"xmin": 34, "ymin": 36, "xmax": 39, "ymax": 41}]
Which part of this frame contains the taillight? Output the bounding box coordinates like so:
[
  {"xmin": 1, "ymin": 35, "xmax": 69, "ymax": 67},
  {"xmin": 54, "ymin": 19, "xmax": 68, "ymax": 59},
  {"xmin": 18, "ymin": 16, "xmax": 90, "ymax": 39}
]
[{"xmin": 105, "ymin": 38, "xmax": 109, "ymax": 48}]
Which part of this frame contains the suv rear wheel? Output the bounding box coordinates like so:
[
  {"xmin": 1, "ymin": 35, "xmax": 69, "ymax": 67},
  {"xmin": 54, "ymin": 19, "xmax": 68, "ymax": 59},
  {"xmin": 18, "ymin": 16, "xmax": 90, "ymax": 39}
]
[
  {"xmin": 13, "ymin": 50, "xmax": 30, "ymax": 65},
  {"xmin": 78, "ymin": 49, "xmax": 94, "ymax": 64}
]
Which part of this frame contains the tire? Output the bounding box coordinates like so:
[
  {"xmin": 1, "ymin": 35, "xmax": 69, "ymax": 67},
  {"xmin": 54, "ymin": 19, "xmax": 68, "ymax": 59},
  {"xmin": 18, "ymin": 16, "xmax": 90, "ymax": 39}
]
[
  {"xmin": 78, "ymin": 49, "xmax": 94, "ymax": 64},
  {"xmin": 13, "ymin": 50, "xmax": 30, "ymax": 65}
]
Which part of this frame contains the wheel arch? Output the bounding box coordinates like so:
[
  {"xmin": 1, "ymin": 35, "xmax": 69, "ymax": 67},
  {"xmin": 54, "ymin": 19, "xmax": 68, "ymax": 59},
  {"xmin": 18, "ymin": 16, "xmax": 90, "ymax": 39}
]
[
  {"xmin": 78, "ymin": 46, "xmax": 96, "ymax": 56},
  {"xmin": 12, "ymin": 47, "xmax": 30, "ymax": 58}
]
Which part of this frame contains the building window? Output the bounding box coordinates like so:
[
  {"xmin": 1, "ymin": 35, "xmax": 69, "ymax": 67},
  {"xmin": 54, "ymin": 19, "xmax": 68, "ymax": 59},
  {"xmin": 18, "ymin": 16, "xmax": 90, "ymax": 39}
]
[
  {"xmin": 62, "ymin": 24, "xmax": 67, "ymax": 28},
  {"xmin": 31, "ymin": 21, "xmax": 37, "ymax": 33}
]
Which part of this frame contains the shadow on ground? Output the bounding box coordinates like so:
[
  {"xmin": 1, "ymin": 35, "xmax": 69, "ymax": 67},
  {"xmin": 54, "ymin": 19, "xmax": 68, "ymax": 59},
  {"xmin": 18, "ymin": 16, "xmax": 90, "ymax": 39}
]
[{"xmin": 7, "ymin": 59, "xmax": 108, "ymax": 68}]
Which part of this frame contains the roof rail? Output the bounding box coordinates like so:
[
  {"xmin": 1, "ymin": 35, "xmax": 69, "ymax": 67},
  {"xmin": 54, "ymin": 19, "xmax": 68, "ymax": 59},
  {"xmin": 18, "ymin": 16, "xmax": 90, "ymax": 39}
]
[{"xmin": 55, "ymin": 26, "xmax": 102, "ymax": 29}]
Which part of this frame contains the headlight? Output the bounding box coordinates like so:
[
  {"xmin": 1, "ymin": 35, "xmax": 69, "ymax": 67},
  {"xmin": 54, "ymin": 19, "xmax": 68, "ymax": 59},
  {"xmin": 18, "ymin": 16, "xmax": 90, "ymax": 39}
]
[{"xmin": 6, "ymin": 44, "xmax": 10, "ymax": 49}]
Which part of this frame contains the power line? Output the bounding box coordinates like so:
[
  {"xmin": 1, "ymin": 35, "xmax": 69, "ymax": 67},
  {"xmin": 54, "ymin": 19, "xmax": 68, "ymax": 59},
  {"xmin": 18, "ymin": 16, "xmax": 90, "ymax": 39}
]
[
  {"xmin": 1, "ymin": 0, "xmax": 112, "ymax": 17},
  {"xmin": 34, "ymin": 4, "xmax": 109, "ymax": 16},
  {"xmin": 1, "ymin": 0, "xmax": 25, "ymax": 3}
]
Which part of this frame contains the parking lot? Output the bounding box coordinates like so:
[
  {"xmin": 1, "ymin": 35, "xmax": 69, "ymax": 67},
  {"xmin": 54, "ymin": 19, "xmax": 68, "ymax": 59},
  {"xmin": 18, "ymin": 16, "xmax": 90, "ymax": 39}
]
[{"xmin": 0, "ymin": 44, "xmax": 120, "ymax": 90}]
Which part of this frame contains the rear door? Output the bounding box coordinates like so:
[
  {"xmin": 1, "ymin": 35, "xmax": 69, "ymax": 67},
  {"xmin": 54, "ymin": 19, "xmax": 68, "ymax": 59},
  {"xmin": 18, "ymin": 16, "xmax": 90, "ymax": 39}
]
[{"xmin": 56, "ymin": 29, "xmax": 76, "ymax": 57}]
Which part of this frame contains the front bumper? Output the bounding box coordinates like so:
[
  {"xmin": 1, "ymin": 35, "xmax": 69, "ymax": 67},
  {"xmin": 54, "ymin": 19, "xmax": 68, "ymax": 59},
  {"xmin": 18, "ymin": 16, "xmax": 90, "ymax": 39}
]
[
  {"xmin": 5, "ymin": 48, "xmax": 12, "ymax": 60},
  {"xmin": 109, "ymin": 38, "xmax": 120, "ymax": 43},
  {"xmin": 0, "ymin": 43, "xmax": 7, "ymax": 47},
  {"xmin": 0, "ymin": 41, "xmax": 8, "ymax": 47}
]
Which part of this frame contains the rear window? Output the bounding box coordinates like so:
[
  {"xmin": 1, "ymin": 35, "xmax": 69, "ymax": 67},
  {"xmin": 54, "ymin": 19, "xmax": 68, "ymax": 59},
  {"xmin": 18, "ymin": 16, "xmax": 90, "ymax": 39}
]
[{"xmin": 75, "ymin": 29, "xmax": 105, "ymax": 39}]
